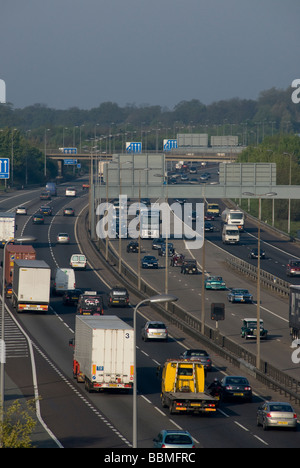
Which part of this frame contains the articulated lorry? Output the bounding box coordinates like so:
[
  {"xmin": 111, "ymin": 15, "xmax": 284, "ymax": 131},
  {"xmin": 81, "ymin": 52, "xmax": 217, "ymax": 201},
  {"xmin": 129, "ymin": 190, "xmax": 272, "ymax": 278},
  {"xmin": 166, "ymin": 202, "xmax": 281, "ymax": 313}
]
[
  {"xmin": 221, "ymin": 208, "xmax": 244, "ymax": 231},
  {"xmin": 0, "ymin": 212, "xmax": 16, "ymax": 246},
  {"xmin": 5, "ymin": 244, "xmax": 36, "ymax": 297},
  {"xmin": 160, "ymin": 359, "xmax": 217, "ymax": 414},
  {"xmin": 12, "ymin": 259, "xmax": 51, "ymax": 313},
  {"xmin": 72, "ymin": 315, "xmax": 134, "ymax": 393}
]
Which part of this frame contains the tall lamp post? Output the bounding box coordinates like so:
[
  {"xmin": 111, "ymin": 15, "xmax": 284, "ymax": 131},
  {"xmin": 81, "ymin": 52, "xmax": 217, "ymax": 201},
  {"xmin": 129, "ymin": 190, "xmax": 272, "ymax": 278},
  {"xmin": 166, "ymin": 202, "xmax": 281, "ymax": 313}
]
[
  {"xmin": 0, "ymin": 235, "xmax": 36, "ymax": 426},
  {"xmin": 132, "ymin": 294, "xmax": 178, "ymax": 448},
  {"xmin": 243, "ymin": 192, "xmax": 276, "ymax": 369}
]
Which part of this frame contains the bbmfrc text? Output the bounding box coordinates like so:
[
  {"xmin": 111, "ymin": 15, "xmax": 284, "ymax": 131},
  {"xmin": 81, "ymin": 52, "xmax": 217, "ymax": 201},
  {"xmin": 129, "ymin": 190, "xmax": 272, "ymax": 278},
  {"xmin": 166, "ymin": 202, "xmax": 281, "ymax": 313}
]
[{"xmin": 148, "ymin": 453, "xmax": 196, "ymax": 463}]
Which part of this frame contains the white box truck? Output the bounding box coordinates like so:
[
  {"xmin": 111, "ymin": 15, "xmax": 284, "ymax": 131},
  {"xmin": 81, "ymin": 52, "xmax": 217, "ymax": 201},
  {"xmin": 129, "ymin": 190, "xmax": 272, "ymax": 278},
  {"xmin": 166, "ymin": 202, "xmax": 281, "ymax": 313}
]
[
  {"xmin": 12, "ymin": 259, "xmax": 51, "ymax": 313},
  {"xmin": 221, "ymin": 208, "xmax": 244, "ymax": 231},
  {"xmin": 0, "ymin": 212, "xmax": 16, "ymax": 246},
  {"xmin": 72, "ymin": 315, "xmax": 134, "ymax": 393}
]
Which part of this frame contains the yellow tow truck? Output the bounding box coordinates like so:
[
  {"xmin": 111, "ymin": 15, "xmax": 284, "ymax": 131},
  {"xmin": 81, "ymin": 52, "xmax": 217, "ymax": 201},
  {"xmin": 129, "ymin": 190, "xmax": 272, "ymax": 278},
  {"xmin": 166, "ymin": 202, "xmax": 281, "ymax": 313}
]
[{"xmin": 160, "ymin": 359, "xmax": 217, "ymax": 415}]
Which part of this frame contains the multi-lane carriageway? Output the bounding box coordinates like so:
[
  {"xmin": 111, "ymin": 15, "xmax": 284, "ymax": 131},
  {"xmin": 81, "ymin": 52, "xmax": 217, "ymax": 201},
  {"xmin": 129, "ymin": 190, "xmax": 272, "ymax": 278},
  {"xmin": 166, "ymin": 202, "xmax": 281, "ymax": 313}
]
[{"xmin": 1, "ymin": 179, "xmax": 300, "ymax": 448}]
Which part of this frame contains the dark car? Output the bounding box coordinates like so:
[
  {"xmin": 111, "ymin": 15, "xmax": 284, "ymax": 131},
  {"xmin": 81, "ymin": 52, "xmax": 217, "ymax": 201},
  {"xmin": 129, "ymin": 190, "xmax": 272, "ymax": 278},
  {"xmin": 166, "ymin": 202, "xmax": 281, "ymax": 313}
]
[
  {"xmin": 152, "ymin": 238, "xmax": 165, "ymax": 250},
  {"xmin": 127, "ymin": 241, "xmax": 139, "ymax": 253},
  {"xmin": 158, "ymin": 242, "xmax": 174, "ymax": 257},
  {"xmin": 249, "ymin": 248, "xmax": 265, "ymax": 259},
  {"xmin": 62, "ymin": 289, "xmax": 83, "ymax": 306},
  {"xmin": 108, "ymin": 287, "xmax": 129, "ymax": 307},
  {"xmin": 204, "ymin": 221, "xmax": 214, "ymax": 232},
  {"xmin": 180, "ymin": 349, "xmax": 212, "ymax": 372},
  {"xmin": 142, "ymin": 255, "xmax": 158, "ymax": 269},
  {"xmin": 39, "ymin": 205, "xmax": 52, "ymax": 216},
  {"xmin": 32, "ymin": 213, "xmax": 44, "ymax": 224},
  {"xmin": 170, "ymin": 253, "xmax": 185, "ymax": 267},
  {"xmin": 227, "ymin": 288, "xmax": 253, "ymax": 303},
  {"xmin": 181, "ymin": 259, "xmax": 198, "ymax": 274},
  {"xmin": 241, "ymin": 318, "xmax": 268, "ymax": 340},
  {"xmin": 77, "ymin": 291, "xmax": 104, "ymax": 315},
  {"xmin": 220, "ymin": 376, "xmax": 252, "ymax": 402},
  {"xmin": 40, "ymin": 191, "xmax": 51, "ymax": 200},
  {"xmin": 286, "ymin": 259, "xmax": 300, "ymax": 277}
]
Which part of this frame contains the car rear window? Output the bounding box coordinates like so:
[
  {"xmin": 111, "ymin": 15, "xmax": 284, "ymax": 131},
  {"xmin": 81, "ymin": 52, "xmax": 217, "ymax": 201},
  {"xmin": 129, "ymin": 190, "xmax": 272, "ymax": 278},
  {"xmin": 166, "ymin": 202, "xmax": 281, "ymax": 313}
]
[
  {"xmin": 149, "ymin": 323, "xmax": 166, "ymax": 329},
  {"xmin": 164, "ymin": 434, "xmax": 192, "ymax": 444}
]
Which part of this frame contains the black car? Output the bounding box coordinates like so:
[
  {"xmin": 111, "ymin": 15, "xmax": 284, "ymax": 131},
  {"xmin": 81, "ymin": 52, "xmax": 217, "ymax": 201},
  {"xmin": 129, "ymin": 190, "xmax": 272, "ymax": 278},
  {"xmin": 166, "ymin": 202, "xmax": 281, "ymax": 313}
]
[
  {"xmin": 152, "ymin": 238, "xmax": 165, "ymax": 250},
  {"xmin": 77, "ymin": 292, "xmax": 104, "ymax": 315},
  {"xmin": 158, "ymin": 242, "xmax": 174, "ymax": 257},
  {"xmin": 62, "ymin": 289, "xmax": 83, "ymax": 306},
  {"xmin": 220, "ymin": 376, "xmax": 252, "ymax": 402},
  {"xmin": 127, "ymin": 241, "xmax": 139, "ymax": 253},
  {"xmin": 181, "ymin": 259, "xmax": 198, "ymax": 274},
  {"xmin": 32, "ymin": 213, "xmax": 44, "ymax": 224},
  {"xmin": 142, "ymin": 255, "xmax": 158, "ymax": 269},
  {"xmin": 108, "ymin": 287, "xmax": 129, "ymax": 307},
  {"xmin": 39, "ymin": 205, "xmax": 52, "ymax": 216},
  {"xmin": 249, "ymin": 248, "xmax": 265, "ymax": 259},
  {"xmin": 204, "ymin": 222, "xmax": 214, "ymax": 232}
]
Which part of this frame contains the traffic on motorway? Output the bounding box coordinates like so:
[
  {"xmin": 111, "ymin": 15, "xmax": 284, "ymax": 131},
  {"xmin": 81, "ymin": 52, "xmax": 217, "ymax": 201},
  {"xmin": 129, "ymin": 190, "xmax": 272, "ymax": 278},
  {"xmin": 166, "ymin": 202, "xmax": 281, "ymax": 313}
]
[{"xmin": 1, "ymin": 164, "xmax": 300, "ymax": 449}]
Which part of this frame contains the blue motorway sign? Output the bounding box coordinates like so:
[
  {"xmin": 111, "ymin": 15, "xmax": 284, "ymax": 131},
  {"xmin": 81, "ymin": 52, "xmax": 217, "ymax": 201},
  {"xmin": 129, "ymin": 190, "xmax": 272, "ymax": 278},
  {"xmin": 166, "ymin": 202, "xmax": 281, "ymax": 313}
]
[
  {"xmin": 64, "ymin": 159, "xmax": 78, "ymax": 165},
  {"xmin": 62, "ymin": 148, "xmax": 77, "ymax": 154},
  {"xmin": 163, "ymin": 139, "xmax": 178, "ymax": 151},
  {"xmin": 126, "ymin": 142, "xmax": 142, "ymax": 153},
  {"xmin": 0, "ymin": 158, "xmax": 9, "ymax": 179}
]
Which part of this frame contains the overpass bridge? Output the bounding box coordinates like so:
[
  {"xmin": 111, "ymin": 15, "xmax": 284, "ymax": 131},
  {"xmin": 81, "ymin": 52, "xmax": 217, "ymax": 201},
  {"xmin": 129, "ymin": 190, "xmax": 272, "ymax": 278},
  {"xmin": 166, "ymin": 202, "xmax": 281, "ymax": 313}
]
[{"xmin": 46, "ymin": 148, "xmax": 242, "ymax": 176}]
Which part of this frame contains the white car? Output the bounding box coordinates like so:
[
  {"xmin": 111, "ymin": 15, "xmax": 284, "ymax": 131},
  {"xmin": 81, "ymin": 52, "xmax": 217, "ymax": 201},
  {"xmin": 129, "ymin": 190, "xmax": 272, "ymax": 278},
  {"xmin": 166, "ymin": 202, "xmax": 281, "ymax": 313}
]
[
  {"xmin": 56, "ymin": 233, "xmax": 70, "ymax": 244},
  {"xmin": 16, "ymin": 206, "xmax": 27, "ymax": 215},
  {"xmin": 65, "ymin": 187, "xmax": 76, "ymax": 197}
]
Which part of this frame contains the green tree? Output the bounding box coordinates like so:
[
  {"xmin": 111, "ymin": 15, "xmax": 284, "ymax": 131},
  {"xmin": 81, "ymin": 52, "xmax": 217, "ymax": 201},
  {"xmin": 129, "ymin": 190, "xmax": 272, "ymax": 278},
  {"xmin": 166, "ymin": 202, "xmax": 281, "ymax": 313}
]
[{"xmin": 0, "ymin": 399, "xmax": 37, "ymax": 448}]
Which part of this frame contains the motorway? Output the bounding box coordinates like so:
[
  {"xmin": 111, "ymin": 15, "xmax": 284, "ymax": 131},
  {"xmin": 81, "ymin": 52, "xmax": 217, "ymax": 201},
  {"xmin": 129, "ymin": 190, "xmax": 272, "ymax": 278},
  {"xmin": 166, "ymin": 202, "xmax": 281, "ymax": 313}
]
[{"xmin": 1, "ymin": 171, "xmax": 300, "ymax": 448}]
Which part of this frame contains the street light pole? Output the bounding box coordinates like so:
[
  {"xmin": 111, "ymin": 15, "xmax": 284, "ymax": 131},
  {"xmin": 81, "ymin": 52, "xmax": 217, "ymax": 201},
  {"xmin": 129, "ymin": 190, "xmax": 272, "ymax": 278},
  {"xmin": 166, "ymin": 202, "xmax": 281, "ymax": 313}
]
[
  {"xmin": 243, "ymin": 192, "xmax": 276, "ymax": 370},
  {"xmin": 132, "ymin": 294, "xmax": 178, "ymax": 448}
]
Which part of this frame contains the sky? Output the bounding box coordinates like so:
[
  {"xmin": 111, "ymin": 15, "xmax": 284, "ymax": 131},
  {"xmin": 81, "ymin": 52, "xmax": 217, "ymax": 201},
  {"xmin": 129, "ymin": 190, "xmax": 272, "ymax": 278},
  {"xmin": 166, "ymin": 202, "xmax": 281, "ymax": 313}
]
[{"xmin": 1, "ymin": 0, "xmax": 300, "ymax": 110}]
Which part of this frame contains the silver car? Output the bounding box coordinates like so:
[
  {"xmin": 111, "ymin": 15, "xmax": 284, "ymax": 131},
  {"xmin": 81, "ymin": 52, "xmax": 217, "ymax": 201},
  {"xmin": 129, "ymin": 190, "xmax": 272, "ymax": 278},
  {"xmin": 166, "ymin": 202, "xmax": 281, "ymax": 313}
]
[
  {"xmin": 56, "ymin": 233, "xmax": 70, "ymax": 244},
  {"xmin": 257, "ymin": 402, "xmax": 297, "ymax": 431},
  {"xmin": 142, "ymin": 321, "xmax": 168, "ymax": 341},
  {"xmin": 153, "ymin": 430, "xmax": 195, "ymax": 448}
]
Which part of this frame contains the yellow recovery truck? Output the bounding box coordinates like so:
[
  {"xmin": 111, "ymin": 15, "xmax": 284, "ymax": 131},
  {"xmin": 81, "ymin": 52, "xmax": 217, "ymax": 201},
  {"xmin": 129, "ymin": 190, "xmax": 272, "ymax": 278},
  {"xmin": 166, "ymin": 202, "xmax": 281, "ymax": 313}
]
[{"xmin": 161, "ymin": 359, "xmax": 217, "ymax": 414}]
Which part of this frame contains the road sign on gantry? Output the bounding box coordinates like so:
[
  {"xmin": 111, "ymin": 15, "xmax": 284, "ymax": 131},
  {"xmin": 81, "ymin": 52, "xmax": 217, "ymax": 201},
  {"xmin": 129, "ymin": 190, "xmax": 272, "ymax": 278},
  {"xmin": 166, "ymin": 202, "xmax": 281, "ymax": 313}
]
[
  {"xmin": 0, "ymin": 158, "xmax": 9, "ymax": 179},
  {"xmin": 126, "ymin": 142, "xmax": 142, "ymax": 153}
]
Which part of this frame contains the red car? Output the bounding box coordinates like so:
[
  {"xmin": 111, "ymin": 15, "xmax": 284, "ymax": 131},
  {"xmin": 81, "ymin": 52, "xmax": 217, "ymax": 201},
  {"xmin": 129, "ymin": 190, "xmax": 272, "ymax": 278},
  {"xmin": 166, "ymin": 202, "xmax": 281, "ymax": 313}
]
[{"xmin": 170, "ymin": 253, "xmax": 185, "ymax": 267}]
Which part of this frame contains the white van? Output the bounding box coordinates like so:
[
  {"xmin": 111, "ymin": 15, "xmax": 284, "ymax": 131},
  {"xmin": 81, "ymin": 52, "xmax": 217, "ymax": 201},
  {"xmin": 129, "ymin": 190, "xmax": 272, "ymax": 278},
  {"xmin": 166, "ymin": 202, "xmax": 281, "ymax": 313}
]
[
  {"xmin": 53, "ymin": 268, "xmax": 76, "ymax": 295},
  {"xmin": 222, "ymin": 225, "xmax": 240, "ymax": 244},
  {"xmin": 70, "ymin": 254, "xmax": 87, "ymax": 270}
]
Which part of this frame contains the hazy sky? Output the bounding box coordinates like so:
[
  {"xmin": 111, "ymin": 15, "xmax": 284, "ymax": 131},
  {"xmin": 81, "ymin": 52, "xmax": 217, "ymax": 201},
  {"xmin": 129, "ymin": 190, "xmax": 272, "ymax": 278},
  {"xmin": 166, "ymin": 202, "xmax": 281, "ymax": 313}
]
[{"xmin": 1, "ymin": 0, "xmax": 299, "ymax": 110}]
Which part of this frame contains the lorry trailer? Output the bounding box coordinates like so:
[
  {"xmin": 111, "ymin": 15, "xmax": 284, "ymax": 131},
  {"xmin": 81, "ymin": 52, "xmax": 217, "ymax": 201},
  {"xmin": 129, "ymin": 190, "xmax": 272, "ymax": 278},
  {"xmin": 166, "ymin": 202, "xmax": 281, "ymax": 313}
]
[
  {"xmin": 72, "ymin": 315, "xmax": 134, "ymax": 392},
  {"xmin": 12, "ymin": 259, "xmax": 51, "ymax": 313}
]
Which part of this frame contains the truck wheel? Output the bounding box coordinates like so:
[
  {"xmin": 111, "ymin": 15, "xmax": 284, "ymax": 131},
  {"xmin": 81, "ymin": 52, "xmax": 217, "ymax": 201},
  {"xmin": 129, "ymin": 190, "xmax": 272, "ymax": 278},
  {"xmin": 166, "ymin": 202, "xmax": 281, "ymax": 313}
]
[
  {"xmin": 169, "ymin": 403, "xmax": 175, "ymax": 415},
  {"xmin": 161, "ymin": 395, "xmax": 167, "ymax": 408}
]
